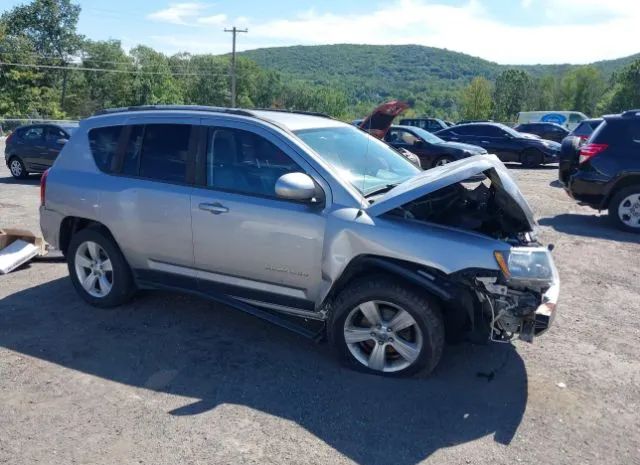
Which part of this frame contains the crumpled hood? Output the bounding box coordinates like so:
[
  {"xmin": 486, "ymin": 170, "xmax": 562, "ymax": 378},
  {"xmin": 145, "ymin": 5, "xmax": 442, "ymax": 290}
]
[{"xmin": 366, "ymin": 154, "xmax": 537, "ymax": 230}]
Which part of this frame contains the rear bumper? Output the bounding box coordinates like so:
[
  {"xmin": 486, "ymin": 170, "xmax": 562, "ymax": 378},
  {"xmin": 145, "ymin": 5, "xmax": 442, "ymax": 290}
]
[
  {"xmin": 39, "ymin": 206, "xmax": 64, "ymax": 250},
  {"xmin": 564, "ymin": 171, "xmax": 610, "ymax": 209}
]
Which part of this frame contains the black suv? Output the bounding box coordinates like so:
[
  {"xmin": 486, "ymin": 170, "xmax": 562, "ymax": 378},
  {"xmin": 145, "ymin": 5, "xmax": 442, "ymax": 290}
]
[
  {"xmin": 560, "ymin": 110, "xmax": 640, "ymax": 232},
  {"xmin": 399, "ymin": 117, "xmax": 448, "ymax": 133},
  {"xmin": 4, "ymin": 123, "xmax": 77, "ymax": 178},
  {"xmin": 435, "ymin": 123, "xmax": 560, "ymax": 167},
  {"xmin": 514, "ymin": 122, "xmax": 569, "ymax": 143}
]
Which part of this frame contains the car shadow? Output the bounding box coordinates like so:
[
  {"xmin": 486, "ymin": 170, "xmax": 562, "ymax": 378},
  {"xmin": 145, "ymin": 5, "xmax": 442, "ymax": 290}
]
[
  {"xmin": 504, "ymin": 163, "xmax": 558, "ymax": 171},
  {"xmin": 549, "ymin": 180, "xmax": 563, "ymax": 188},
  {"xmin": 0, "ymin": 277, "xmax": 528, "ymax": 465},
  {"xmin": 0, "ymin": 173, "xmax": 42, "ymax": 185},
  {"xmin": 539, "ymin": 213, "xmax": 640, "ymax": 244}
]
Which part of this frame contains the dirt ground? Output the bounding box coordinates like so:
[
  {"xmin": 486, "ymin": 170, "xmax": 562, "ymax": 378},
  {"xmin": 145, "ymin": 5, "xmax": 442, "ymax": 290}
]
[{"xmin": 1, "ymin": 148, "xmax": 639, "ymax": 465}]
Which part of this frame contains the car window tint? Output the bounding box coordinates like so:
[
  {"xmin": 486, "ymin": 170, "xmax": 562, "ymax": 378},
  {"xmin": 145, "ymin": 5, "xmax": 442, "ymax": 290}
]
[
  {"xmin": 452, "ymin": 126, "xmax": 473, "ymax": 135},
  {"xmin": 45, "ymin": 127, "xmax": 65, "ymax": 142},
  {"xmin": 569, "ymin": 114, "xmax": 583, "ymax": 123},
  {"xmin": 139, "ymin": 124, "xmax": 192, "ymax": 183},
  {"xmin": 121, "ymin": 125, "xmax": 145, "ymax": 176},
  {"xmin": 23, "ymin": 127, "xmax": 43, "ymax": 141},
  {"xmin": 480, "ymin": 125, "xmax": 504, "ymax": 137},
  {"xmin": 206, "ymin": 127, "xmax": 301, "ymax": 197},
  {"xmin": 89, "ymin": 126, "xmax": 124, "ymax": 173},
  {"xmin": 387, "ymin": 129, "xmax": 418, "ymax": 144}
]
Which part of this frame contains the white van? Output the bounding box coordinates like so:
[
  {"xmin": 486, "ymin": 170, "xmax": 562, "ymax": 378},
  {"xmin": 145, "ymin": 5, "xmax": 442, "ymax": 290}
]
[{"xmin": 517, "ymin": 111, "xmax": 588, "ymax": 130}]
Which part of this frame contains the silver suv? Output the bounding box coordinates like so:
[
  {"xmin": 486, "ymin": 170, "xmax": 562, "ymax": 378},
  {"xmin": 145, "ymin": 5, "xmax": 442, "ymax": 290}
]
[{"xmin": 40, "ymin": 106, "xmax": 560, "ymax": 377}]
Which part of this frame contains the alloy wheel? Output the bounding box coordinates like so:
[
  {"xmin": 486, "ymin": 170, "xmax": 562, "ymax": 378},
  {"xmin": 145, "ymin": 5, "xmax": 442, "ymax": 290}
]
[
  {"xmin": 9, "ymin": 159, "xmax": 23, "ymax": 177},
  {"xmin": 343, "ymin": 300, "xmax": 423, "ymax": 373},
  {"xmin": 74, "ymin": 241, "xmax": 114, "ymax": 298},
  {"xmin": 618, "ymin": 193, "xmax": 640, "ymax": 229}
]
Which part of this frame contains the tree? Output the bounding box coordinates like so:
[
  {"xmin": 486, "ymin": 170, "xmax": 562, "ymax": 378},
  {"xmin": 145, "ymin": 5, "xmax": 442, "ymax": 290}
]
[
  {"xmin": 529, "ymin": 75, "xmax": 558, "ymax": 110},
  {"xmin": 600, "ymin": 59, "xmax": 640, "ymax": 113},
  {"xmin": 460, "ymin": 77, "xmax": 492, "ymax": 121},
  {"xmin": 493, "ymin": 69, "xmax": 532, "ymax": 122},
  {"xmin": 129, "ymin": 46, "xmax": 182, "ymax": 105},
  {"xmin": 558, "ymin": 66, "xmax": 605, "ymax": 115}
]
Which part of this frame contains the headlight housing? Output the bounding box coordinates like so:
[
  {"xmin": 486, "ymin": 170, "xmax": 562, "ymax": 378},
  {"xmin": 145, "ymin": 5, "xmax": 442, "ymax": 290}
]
[{"xmin": 494, "ymin": 247, "xmax": 558, "ymax": 289}]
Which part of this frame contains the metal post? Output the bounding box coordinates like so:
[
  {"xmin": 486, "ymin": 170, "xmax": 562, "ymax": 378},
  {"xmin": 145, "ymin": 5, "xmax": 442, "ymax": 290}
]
[{"xmin": 224, "ymin": 27, "xmax": 248, "ymax": 108}]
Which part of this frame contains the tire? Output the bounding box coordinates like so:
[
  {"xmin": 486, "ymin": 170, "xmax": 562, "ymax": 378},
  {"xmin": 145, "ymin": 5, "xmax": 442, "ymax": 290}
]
[
  {"xmin": 67, "ymin": 227, "xmax": 136, "ymax": 307},
  {"xmin": 432, "ymin": 155, "xmax": 455, "ymax": 168},
  {"xmin": 8, "ymin": 156, "xmax": 29, "ymax": 179},
  {"xmin": 328, "ymin": 276, "xmax": 445, "ymax": 377},
  {"xmin": 521, "ymin": 149, "xmax": 544, "ymax": 168},
  {"xmin": 608, "ymin": 186, "xmax": 640, "ymax": 233}
]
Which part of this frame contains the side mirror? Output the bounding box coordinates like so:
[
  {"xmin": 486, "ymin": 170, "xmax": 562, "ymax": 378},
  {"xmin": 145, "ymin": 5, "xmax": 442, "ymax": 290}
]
[
  {"xmin": 275, "ymin": 172, "xmax": 318, "ymax": 202},
  {"xmin": 56, "ymin": 138, "xmax": 68, "ymax": 145},
  {"xmin": 413, "ymin": 139, "xmax": 425, "ymax": 148}
]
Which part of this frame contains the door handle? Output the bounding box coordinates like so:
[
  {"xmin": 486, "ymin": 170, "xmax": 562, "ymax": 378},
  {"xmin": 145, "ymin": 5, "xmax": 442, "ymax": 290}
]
[{"xmin": 199, "ymin": 202, "xmax": 229, "ymax": 215}]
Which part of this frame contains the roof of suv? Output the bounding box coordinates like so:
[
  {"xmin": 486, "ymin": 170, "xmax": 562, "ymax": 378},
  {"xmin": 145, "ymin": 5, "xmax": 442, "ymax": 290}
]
[{"xmin": 90, "ymin": 105, "xmax": 345, "ymax": 132}]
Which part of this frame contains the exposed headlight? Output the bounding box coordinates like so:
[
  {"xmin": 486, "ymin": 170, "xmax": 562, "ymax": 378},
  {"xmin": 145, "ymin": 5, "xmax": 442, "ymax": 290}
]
[{"xmin": 494, "ymin": 247, "xmax": 559, "ymax": 289}]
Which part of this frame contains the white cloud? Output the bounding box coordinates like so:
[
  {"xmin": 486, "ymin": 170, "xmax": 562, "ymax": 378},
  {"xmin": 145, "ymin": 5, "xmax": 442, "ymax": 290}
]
[
  {"xmin": 148, "ymin": 2, "xmax": 208, "ymax": 25},
  {"xmin": 197, "ymin": 14, "xmax": 228, "ymax": 25},
  {"xmin": 148, "ymin": 0, "xmax": 640, "ymax": 64}
]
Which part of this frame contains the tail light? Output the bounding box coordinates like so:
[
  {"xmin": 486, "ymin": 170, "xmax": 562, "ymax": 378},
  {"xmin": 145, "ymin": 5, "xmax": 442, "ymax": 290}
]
[
  {"xmin": 40, "ymin": 169, "xmax": 49, "ymax": 206},
  {"xmin": 579, "ymin": 143, "xmax": 608, "ymax": 164}
]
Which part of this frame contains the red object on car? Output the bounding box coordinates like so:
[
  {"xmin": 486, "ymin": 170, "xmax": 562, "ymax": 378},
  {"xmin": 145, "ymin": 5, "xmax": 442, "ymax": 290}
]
[
  {"xmin": 579, "ymin": 143, "xmax": 608, "ymax": 164},
  {"xmin": 359, "ymin": 100, "xmax": 409, "ymax": 139},
  {"xmin": 40, "ymin": 169, "xmax": 49, "ymax": 206}
]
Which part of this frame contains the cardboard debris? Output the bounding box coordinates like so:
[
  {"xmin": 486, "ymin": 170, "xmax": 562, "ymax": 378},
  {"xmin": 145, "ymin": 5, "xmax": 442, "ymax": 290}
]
[{"xmin": 0, "ymin": 229, "xmax": 47, "ymax": 274}]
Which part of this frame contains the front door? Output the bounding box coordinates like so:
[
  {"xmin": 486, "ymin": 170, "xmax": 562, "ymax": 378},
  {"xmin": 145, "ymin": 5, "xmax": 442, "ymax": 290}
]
[
  {"xmin": 19, "ymin": 126, "xmax": 46, "ymax": 170},
  {"xmin": 43, "ymin": 126, "xmax": 68, "ymax": 167},
  {"xmin": 190, "ymin": 122, "xmax": 327, "ymax": 310}
]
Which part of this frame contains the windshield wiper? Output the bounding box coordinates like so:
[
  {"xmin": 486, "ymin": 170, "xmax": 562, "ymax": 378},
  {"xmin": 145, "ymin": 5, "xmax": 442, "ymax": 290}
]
[{"xmin": 365, "ymin": 183, "xmax": 399, "ymax": 198}]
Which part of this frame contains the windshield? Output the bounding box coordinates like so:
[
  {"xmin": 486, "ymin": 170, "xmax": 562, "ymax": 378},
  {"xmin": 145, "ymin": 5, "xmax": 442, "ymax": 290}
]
[
  {"xmin": 403, "ymin": 126, "xmax": 445, "ymax": 144},
  {"xmin": 294, "ymin": 126, "xmax": 420, "ymax": 195}
]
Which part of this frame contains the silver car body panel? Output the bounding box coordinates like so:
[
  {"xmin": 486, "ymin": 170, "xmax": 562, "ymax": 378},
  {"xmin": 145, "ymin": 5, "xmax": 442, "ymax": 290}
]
[{"xmin": 40, "ymin": 108, "xmax": 555, "ymax": 321}]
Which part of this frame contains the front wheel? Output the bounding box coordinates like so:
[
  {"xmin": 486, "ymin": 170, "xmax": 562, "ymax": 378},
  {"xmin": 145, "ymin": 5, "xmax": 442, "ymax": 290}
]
[
  {"xmin": 521, "ymin": 149, "xmax": 544, "ymax": 168},
  {"xmin": 432, "ymin": 155, "xmax": 455, "ymax": 168},
  {"xmin": 609, "ymin": 186, "xmax": 640, "ymax": 233},
  {"xmin": 8, "ymin": 157, "xmax": 29, "ymax": 179},
  {"xmin": 329, "ymin": 277, "xmax": 445, "ymax": 377},
  {"xmin": 67, "ymin": 227, "xmax": 136, "ymax": 307}
]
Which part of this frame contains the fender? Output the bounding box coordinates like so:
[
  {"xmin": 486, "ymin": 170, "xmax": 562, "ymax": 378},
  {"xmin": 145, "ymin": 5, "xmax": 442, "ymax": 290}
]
[{"xmin": 600, "ymin": 172, "xmax": 640, "ymax": 209}]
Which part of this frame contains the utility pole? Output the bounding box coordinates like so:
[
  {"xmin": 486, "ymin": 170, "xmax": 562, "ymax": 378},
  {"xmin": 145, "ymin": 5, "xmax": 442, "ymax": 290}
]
[{"xmin": 224, "ymin": 26, "xmax": 248, "ymax": 108}]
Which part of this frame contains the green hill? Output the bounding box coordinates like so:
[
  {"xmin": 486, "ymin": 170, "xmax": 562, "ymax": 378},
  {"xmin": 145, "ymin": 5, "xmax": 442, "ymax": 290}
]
[{"xmin": 241, "ymin": 44, "xmax": 638, "ymax": 115}]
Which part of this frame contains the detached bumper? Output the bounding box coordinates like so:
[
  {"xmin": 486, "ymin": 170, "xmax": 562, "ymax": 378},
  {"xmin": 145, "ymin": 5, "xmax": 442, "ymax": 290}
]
[{"xmin": 531, "ymin": 278, "xmax": 559, "ymax": 338}]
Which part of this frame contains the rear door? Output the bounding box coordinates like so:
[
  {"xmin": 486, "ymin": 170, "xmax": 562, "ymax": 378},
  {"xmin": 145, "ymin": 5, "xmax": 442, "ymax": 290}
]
[{"xmin": 190, "ymin": 119, "xmax": 328, "ymax": 308}]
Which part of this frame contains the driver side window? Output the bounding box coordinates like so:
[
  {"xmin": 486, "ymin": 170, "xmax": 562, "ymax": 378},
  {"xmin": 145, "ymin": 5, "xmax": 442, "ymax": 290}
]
[{"xmin": 206, "ymin": 127, "xmax": 302, "ymax": 198}]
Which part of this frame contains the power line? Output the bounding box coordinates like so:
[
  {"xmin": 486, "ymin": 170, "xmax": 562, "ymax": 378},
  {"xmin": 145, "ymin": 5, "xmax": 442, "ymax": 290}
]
[{"xmin": 0, "ymin": 61, "xmax": 231, "ymax": 77}]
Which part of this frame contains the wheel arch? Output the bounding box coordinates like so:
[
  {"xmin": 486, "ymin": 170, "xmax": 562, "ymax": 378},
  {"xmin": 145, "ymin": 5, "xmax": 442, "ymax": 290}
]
[
  {"xmin": 59, "ymin": 216, "xmax": 117, "ymax": 256},
  {"xmin": 323, "ymin": 255, "xmax": 476, "ymax": 339},
  {"xmin": 601, "ymin": 174, "xmax": 640, "ymax": 209}
]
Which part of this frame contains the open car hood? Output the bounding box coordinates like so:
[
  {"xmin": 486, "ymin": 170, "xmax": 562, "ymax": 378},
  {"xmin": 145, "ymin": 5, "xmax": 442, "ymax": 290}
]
[
  {"xmin": 367, "ymin": 155, "xmax": 537, "ymax": 236},
  {"xmin": 359, "ymin": 100, "xmax": 409, "ymax": 139}
]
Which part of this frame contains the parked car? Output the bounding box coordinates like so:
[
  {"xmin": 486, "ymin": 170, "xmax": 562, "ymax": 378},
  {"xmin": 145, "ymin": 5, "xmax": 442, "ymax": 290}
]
[
  {"xmin": 566, "ymin": 118, "xmax": 603, "ymax": 142},
  {"xmin": 559, "ymin": 110, "xmax": 640, "ymax": 232},
  {"xmin": 384, "ymin": 125, "xmax": 487, "ymax": 168},
  {"xmin": 40, "ymin": 105, "xmax": 559, "ymax": 377},
  {"xmin": 517, "ymin": 111, "xmax": 588, "ymax": 130},
  {"xmin": 4, "ymin": 123, "xmax": 78, "ymax": 178},
  {"xmin": 514, "ymin": 122, "xmax": 569, "ymax": 143},
  {"xmin": 398, "ymin": 117, "xmax": 448, "ymax": 133},
  {"xmin": 435, "ymin": 122, "xmax": 561, "ymax": 167}
]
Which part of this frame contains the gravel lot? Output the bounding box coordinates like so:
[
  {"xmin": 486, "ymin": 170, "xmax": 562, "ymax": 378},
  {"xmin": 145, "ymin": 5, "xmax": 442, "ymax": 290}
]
[{"xmin": 1, "ymin": 146, "xmax": 639, "ymax": 464}]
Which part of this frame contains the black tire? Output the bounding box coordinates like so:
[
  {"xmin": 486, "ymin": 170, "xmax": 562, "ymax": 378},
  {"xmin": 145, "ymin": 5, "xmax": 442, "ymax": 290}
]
[
  {"xmin": 608, "ymin": 185, "xmax": 640, "ymax": 233},
  {"xmin": 8, "ymin": 156, "xmax": 29, "ymax": 179},
  {"xmin": 432, "ymin": 155, "xmax": 455, "ymax": 168},
  {"xmin": 328, "ymin": 276, "xmax": 445, "ymax": 377},
  {"xmin": 521, "ymin": 149, "xmax": 544, "ymax": 168},
  {"xmin": 67, "ymin": 227, "xmax": 136, "ymax": 307}
]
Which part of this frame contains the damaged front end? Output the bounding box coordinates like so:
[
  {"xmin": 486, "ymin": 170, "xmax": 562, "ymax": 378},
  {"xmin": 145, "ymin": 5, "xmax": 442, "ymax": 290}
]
[{"xmin": 366, "ymin": 155, "xmax": 560, "ymax": 343}]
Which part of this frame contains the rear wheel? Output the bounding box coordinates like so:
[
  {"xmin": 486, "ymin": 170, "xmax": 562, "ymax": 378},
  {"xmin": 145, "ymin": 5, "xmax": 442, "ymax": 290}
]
[
  {"xmin": 521, "ymin": 149, "xmax": 543, "ymax": 168},
  {"xmin": 8, "ymin": 157, "xmax": 28, "ymax": 179},
  {"xmin": 609, "ymin": 186, "xmax": 640, "ymax": 233},
  {"xmin": 432, "ymin": 155, "xmax": 455, "ymax": 168},
  {"xmin": 67, "ymin": 227, "xmax": 135, "ymax": 307},
  {"xmin": 329, "ymin": 277, "xmax": 445, "ymax": 377}
]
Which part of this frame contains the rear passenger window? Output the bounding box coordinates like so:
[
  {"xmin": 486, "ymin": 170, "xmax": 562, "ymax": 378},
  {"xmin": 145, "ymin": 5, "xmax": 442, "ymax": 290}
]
[
  {"xmin": 121, "ymin": 126, "xmax": 144, "ymax": 176},
  {"xmin": 89, "ymin": 126, "xmax": 124, "ymax": 173},
  {"xmin": 138, "ymin": 124, "xmax": 193, "ymax": 183},
  {"xmin": 206, "ymin": 127, "xmax": 301, "ymax": 198}
]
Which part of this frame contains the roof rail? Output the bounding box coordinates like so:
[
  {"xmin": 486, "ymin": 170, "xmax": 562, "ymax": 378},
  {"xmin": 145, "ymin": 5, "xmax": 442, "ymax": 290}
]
[
  {"xmin": 621, "ymin": 109, "xmax": 640, "ymax": 118},
  {"xmin": 93, "ymin": 105, "xmax": 256, "ymax": 117},
  {"xmin": 252, "ymin": 108, "xmax": 333, "ymax": 119}
]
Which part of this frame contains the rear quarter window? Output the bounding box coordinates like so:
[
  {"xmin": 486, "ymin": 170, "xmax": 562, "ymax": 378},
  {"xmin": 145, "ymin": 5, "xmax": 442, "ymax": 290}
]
[
  {"xmin": 590, "ymin": 120, "xmax": 639, "ymax": 146},
  {"xmin": 89, "ymin": 126, "xmax": 124, "ymax": 173}
]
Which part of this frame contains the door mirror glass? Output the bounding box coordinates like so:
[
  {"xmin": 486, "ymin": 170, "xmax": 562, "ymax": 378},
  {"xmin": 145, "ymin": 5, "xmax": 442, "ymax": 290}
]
[{"xmin": 275, "ymin": 172, "xmax": 317, "ymax": 201}]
